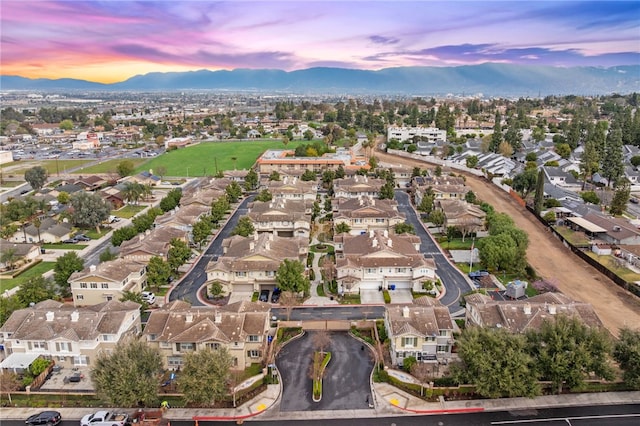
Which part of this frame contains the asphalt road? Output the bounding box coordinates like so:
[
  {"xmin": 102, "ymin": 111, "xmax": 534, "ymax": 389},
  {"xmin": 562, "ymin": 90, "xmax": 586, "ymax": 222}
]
[
  {"xmin": 168, "ymin": 195, "xmax": 254, "ymax": 306},
  {"xmin": 276, "ymin": 331, "xmax": 374, "ymax": 411},
  {"xmin": 271, "ymin": 306, "xmax": 385, "ymax": 321},
  {"xmin": 9, "ymin": 404, "xmax": 640, "ymax": 426},
  {"xmin": 394, "ymin": 190, "xmax": 474, "ymax": 313}
]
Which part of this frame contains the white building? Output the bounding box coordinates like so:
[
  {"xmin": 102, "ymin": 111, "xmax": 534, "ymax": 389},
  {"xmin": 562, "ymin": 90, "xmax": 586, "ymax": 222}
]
[{"xmin": 387, "ymin": 126, "xmax": 447, "ymax": 143}]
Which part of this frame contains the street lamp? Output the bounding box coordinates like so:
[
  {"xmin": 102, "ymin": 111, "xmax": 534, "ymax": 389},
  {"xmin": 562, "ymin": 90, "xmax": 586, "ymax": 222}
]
[{"xmin": 186, "ymin": 167, "xmax": 190, "ymax": 179}]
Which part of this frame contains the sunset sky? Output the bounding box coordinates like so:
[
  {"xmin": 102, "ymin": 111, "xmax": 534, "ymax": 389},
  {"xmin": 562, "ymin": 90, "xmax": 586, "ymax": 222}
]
[{"xmin": 1, "ymin": 0, "xmax": 639, "ymax": 83}]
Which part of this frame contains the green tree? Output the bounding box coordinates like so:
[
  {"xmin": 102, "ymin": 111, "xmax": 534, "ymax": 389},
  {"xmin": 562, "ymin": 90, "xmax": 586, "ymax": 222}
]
[
  {"xmin": 268, "ymin": 171, "xmax": 281, "ymax": 181},
  {"xmin": 601, "ymin": 124, "xmax": 624, "ymax": 187},
  {"xmin": 465, "ymin": 155, "xmax": 479, "ymax": 168},
  {"xmin": 301, "ymin": 169, "xmax": 317, "ymax": 181},
  {"xmin": 255, "ymin": 189, "xmax": 273, "ymax": 202},
  {"xmin": 334, "ymin": 222, "xmax": 351, "ymax": 234},
  {"xmin": 276, "ymin": 259, "xmax": 310, "ymax": 294},
  {"xmin": 244, "ymin": 169, "xmax": 259, "ymax": 191},
  {"xmin": 490, "ymin": 111, "xmax": 502, "ymax": 152},
  {"xmin": 180, "ymin": 348, "xmax": 233, "ymax": 407},
  {"xmin": 555, "ymin": 142, "xmax": 572, "ymax": 159},
  {"xmin": 0, "ymin": 247, "xmax": 18, "ymax": 271},
  {"xmin": 527, "ymin": 316, "xmax": 614, "ymax": 394},
  {"xmin": 429, "ymin": 210, "xmax": 445, "ymax": 233},
  {"xmin": 465, "ymin": 190, "xmax": 477, "ymax": 204},
  {"xmin": 512, "ymin": 168, "xmax": 538, "ymax": 199},
  {"xmin": 0, "ymin": 295, "xmax": 23, "ymax": 325},
  {"xmin": 613, "ymin": 328, "xmax": 640, "ymax": 390},
  {"xmin": 155, "ymin": 166, "xmax": 167, "ymax": 180},
  {"xmin": 147, "ymin": 256, "xmax": 172, "ymax": 291},
  {"xmin": 610, "ymin": 179, "xmax": 630, "ymax": 215},
  {"xmin": 631, "ymin": 156, "xmax": 640, "ymax": 168},
  {"xmin": 159, "ymin": 188, "xmax": 182, "ymax": 212},
  {"xmin": 209, "ymin": 281, "xmax": 224, "ymax": 298},
  {"xmin": 54, "ymin": 252, "xmax": 84, "ymax": 297},
  {"xmin": 122, "ymin": 181, "xmax": 144, "ymax": 205},
  {"xmin": 542, "ymin": 211, "xmax": 556, "ymax": 223},
  {"xmin": 70, "ymin": 192, "xmax": 111, "ymax": 232},
  {"xmin": 99, "ymin": 248, "xmax": 117, "ymax": 263},
  {"xmin": 119, "ymin": 290, "xmax": 148, "ymax": 311},
  {"xmin": 59, "ymin": 119, "xmax": 74, "ymax": 130},
  {"xmin": 192, "ymin": 218, "xmax": 212, "ymax": 249},
  {"xmin": 533, "ymin": 168, "xmax": 545, "ymax": 215},
  {"xmin": 168, "ymin": 238, "xmax": 192, "ymax": 272},
  {"xmin": 418, "ymin": 192, "xmax": 434, "ymax": 213},
  {"xmin": 116, "ymin": 160, "xmax": 135, "ymax": 177},
  {"xmin": 24, "ymin": 166, "xmax": 48, "ymax": 191},
  {"xmin": 210, "ymin": 196, "xmax": 230, "ymax": 224},
  {"xmin": 15, "ymin": 276, "xmax": 57, "ymax": 306},
  {"xmin": 379, "ymin": 182, "xmax": 395, "ymax": 200},
  {"xmin": 394, "ymin": 222, "xmax": 415, "ymax": 234},
  {"xmin": 532, "ymin": 127, "xmax": 545, "ymax": 142},
  {"xmin": 453, "ymin": 327, "xmax": 539, "ymax": 398},
  {"xmin": 225, "ymin": 181, "xmax": 243, "ymax": 203},
  {"xmin": 581, "ymin": 191, "xmax": 600, "ymax": 205},
  {"xmin": 57, "ymin": 191, "xmax": 70, "ymax": 204},
  {"xmin": 434, "ymin": 165, "xmax": 442, "ymax": 177},
  {"xmin": 231, "ymin": 216, "xmax": 255, "ymax": 237},
  {"xmin": 91, "ymin": 339, "xmax": 163, "ymax": 407}
]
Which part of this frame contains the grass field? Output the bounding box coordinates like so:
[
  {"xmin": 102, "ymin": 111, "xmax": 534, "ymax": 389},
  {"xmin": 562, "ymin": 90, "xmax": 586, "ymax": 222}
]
[
  {"xmin": 0, "ymin": 262, "xmax": 56, "ymax": 292},
  {"xmin": 135, "ymin": 139, "xmax": 306, "ymax": 177},
  {"xmin": 76, "ymin": 158, "xmax": 148, "ymax": 174},
  {"xmin": 1, "ymin": 159, "xmax": 93, "ymax": 176},
  {"xmin": 42, "ymin": 243, "xmax": 87, "ymax": 250},
  {"xmin": 114, "ymin": 204, "xmax": 146, "ymax": 218}
]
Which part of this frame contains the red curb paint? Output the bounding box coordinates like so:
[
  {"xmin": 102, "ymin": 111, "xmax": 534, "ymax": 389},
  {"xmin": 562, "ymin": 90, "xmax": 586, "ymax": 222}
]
[
  {"xmin": 397, "ymin": 406, "xmax": 484, "ymax": 415},
  {"xmin": 193, "ymin": 409, "xmax": 265, "ymax": 422}
]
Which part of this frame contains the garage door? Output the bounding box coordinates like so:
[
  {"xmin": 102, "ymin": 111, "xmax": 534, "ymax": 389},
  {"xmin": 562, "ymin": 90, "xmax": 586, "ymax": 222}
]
[
  {"xmin": 388, "ymin": 281, "xmax": 411, "ymax": 289},
  {"xmin": 359, "ymin": 281, "xmax": 380, "ymax": 290},
  {"xmin": 233, "ymin": 284, "xmax": 254, "ymax": 293}
]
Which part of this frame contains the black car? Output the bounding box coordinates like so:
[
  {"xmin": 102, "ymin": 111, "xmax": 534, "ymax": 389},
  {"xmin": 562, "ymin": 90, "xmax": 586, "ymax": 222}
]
[
  {"xmin": 26, "ymin": 411, "xmax": 62, "ymax": 426},
  {"xmin": 259, "ymin": 289, "xmax": 270, "ymax": 302},
  {"xmin": 271, "ymin": 289, "xmax": 281, "ymax": 303},
  {"xmin": 73, "ymin": 234, "xmax": 90, "ymax": 241}
]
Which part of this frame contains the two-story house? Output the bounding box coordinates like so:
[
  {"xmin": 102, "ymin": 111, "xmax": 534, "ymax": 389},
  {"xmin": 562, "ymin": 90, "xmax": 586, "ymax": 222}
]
[
  {"xmin": 333, "ymin": 196, "xmax": 406, "ymax": 236},
  {"xmin": 143, "ymin": 300, "xmax": 270, "ymax": 370},
  {"xmin": 333, "ymin": 175, "xmax": 385, "ymax": 199},
  {"xmin": 434, "ymin": 199, "xmax": 486, "ymax": 235},
  {"xmin": 119, "ymin": 227, "xmax": 189, "ymax": 263},
  {"xmin": 335, "ymin": 230, "xmax": 437, "ymax": 294},
  {"xmin": 153, "ymin": 204, "xmax": 211, "ymax": 236},
  {"xmin": 0, "ymin": 299, "xmax": 141, "ymax": 368},
  {"xmin": 206, "ymin": 232, "xmax": 308, "ymax": 294},
  {"xmin": 68, "ymin": 259, "xmax": 147, "ymax": 306},
  {"xmin": 267, "ymin": 176, "xmax": 318, "ymax": 201},
  {"xmin": 464, "ymin": 292, "xmax": 603, "ymax": 332},
  {"xmin": 412, "ymin": 175, "xmax": 467, "ymax": 207},
  {"xmin": 385, "ymin": 299, "xmax": 455, "ymax": 367},
  {"xmin": 246, "ymin": 199, "xmax": 311, "ymax": 238}
]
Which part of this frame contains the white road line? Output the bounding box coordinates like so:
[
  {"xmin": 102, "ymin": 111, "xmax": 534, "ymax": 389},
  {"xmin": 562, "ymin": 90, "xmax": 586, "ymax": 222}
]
[{"xmin": 491, "ymin": 413, "xmax": 640, "ymax": 425}]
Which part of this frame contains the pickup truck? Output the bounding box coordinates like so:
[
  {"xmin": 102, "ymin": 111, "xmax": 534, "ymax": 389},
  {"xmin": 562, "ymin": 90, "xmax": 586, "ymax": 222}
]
[{"xmin": 80, "ymin": 411, "xmax": 130, "ymax": 426}]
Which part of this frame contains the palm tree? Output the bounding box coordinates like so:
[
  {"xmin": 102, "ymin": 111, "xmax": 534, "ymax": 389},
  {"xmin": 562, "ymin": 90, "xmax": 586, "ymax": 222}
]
[
  {"xmin": 141, "ymin": 184, "xmax": 153, "ymax": 202},
  {"xmin": 123, "ymin": 182, "xmax": 143, "ymax": 205},
  {"xmin": 1, "ymin": 248, "xmax": 18, "ymax": 271}
]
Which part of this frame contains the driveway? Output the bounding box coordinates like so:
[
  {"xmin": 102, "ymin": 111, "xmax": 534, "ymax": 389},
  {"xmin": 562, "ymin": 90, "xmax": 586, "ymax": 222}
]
[
  {"xmin": 389, "ymin": 289, "xmax": 413, "ymax": 304},
  {"xmin": 360, "ymin": 289, "xmax": 384, "ymax": 304},
  {"xmin": 276, "ymin": 331, "xmax": 374, "ymax": 411}
]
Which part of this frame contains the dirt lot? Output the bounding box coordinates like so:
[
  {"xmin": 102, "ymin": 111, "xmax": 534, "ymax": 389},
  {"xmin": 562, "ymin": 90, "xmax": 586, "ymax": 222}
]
[{"xmin": 377, "ymin": 149, "xmax": 640, "ymax": 337}]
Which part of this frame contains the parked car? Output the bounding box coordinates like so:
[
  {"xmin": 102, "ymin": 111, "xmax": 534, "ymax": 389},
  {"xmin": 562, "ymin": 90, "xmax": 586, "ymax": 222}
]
[
  {"xmin": 141, "ymin": 291, "xmax": 156, "ymax": 305},
  {"xmin": 62, "ymin": 238, "xmax": 78, "ymax": 244},
  {"xmin": 271, "ymin": 288, "xmax": 281, "ymax": 303},
  {"xmin": 468, "ymin": 270, "xmax": 489, "ymax": 279},
  {"xmin": 80, "ymin": 411, "xmax": 129, "ymax": 426},
  {"xmin": 73, "ymin": 233, "xmax": 91, "ymax": 241},
  {"xmin": 259, "ymin": 289, "xmax": 270, "ymax": 302},
  {"xmin": 26, "ymin": 411, "xmax": 62, "ymax": 426}
]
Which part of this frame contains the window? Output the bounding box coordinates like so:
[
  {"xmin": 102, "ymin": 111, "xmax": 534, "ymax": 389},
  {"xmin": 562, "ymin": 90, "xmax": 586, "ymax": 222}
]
[
  {"xmin": 206, "ymin": 343, "xmax": 220, "ymax": 350},
  {"xmin": 168, "ymin": 356, "xmax": 183, "ymax": 367},
  {"xmin": 402, "ymin": 337, "xmax": 417, "ymax": 348},
  {"xmin": 376, "ymin": 218, "xmax": 385, "ymax": 223},
  {"xmin": 102, "ymin": 334, "xmax": 115, "ymax": 342},
  {"xmin": 30, "ymin": 341, "xmax": 47, "ymax": 350},
  {"xmin": 80, "ymin": 283, "xmax": 87, "ymax": 288},
  {"xmin": 76, "ymin": 295, "xmax": 84, "ymax": 300},
  {"xmin": 90, "ymin": 283, "xmax": 98, "ymax": 289},
  {"xmin": 56, "ymin": 342, "xmax": 71, "ymax": 352},
  {"xmin": 395, "ymin": 268, "xmax": 406, "ymax": 273},
  {"xmin": 248, "ymin": 335, "xmax": 260, "ymax": 342},
  {"xmin": 366, "ymin": 268, "xmax": 376, "ymax": 274},
  {"xmin": 101, "ymin": 283, "xmax": 108, "ymax": 289},
  {"xmin": 73, "ymin": 355, "xmax": 89, "ymax": 366},
  {"xmin": 439, "ymin": 330, "xmax": 448, "ymax": 337},
  {"xmin": 160, "ymin": 342, "xmax": 171, "ymax": 348},
  {"xmin": 235, "ymin": 272, "xmax": 247, "ymax": 277},
  {"xmin": 248, "ymin": 350, "xmax": 261, "ymax": 358},
  {"xmin": 178, "ymin": 343, "xmax": 194, "ymax": 351},
  {"xmin": 437, "ymin": 345, "xmax": 449, "ymax": 353}
]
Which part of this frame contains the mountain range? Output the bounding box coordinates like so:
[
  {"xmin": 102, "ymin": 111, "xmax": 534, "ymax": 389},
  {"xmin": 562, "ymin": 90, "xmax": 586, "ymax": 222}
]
[{"xmin": 1, "ymin": 64, "xmax": 638, "ymax": 96}]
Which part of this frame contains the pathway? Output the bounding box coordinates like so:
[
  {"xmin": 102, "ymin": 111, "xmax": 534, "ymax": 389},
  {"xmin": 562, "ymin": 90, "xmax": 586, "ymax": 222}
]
[{"xmin": 304, "ymin": 236, "xmax": 338, "ymax": 306}]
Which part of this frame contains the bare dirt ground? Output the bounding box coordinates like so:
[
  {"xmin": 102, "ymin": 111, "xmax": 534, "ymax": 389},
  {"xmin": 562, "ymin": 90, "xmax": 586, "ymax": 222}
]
[{"xmin": 376, "ymin": 149, "xmax": 640, "ymax": 336}]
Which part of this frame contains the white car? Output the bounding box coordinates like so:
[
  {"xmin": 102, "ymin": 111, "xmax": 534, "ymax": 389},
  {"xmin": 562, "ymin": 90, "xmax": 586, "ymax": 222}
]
[{"xmin": 141, "ymin": 291, "xmax": 156, "ymax": 305}]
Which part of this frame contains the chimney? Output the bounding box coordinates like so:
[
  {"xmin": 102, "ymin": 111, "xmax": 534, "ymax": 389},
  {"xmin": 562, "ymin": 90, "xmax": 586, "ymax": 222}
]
[
  {"xmin": 369, "ymin": 230, "xmax": 374, "ymax": 238},
  {"xmin": 89, "ymin": 264, "xmax": 97, "ymax": 272},
  {"xmin": 359, "ymin": 197, "xmax": 364, "ymax": 206},
  {"xmin": 383, "ymin": 229, "xmax": 388, "ymax": 238},
  {"xmin": 402, "ymin": 306, "xmax": 410, "ymax": 318},
  {"xmin": 249, "ymin": 242, "xmax": 255, "ymax": 251},
  {"xmin": 548, "ymin": 304, "xmax": 556, "ymax": 315},
  {"xmin": 387, "ymin": 239, "xmax": 393, "ymax": 248},
  {"xmin": 372, "ymin": 238, "xmax": 378, "ymax": 247},
  {"xmin": 293, "ymin": 177, "xmax": 297, "ymax": 184},
  {"xmin": 71, "ymin": 311, "xmax": 80, "ymax": 322},
  {"xmin": 214, "ymin": 311, "xmax": 222, "ymax": 323},
  {"xmin": 185, "ymin": 312, "xmax": 193, "ymax": 323},
  {"xmin": 524, "ymin": 303, "xmax": 531, "ymax": 315},
  {"xmin": 45, "ymin": 311, "xmax": 55, "ymax": 322},
  {"xmin": 265, "ymin": 241, "xmax": 270, "ymax": 251}
]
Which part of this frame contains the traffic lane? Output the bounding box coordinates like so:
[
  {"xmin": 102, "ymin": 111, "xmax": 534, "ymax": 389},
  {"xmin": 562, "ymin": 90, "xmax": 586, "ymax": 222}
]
[{"xmin": 271, "ymin": 306, "xmax": 385, "ymax": 321}]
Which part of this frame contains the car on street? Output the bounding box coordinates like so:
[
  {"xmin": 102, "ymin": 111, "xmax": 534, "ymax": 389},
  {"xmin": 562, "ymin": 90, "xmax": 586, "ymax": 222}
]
[
  {"xmin": 271, "ymin": 288, "xmax": 281, "ymax": 303},
  {"xmin": 259, "ymin": 289, "xmax": 270, "ymax": 302},
  {"xmin": 26, "ymin": 411, "xmax": 62, "ymax": 426}
]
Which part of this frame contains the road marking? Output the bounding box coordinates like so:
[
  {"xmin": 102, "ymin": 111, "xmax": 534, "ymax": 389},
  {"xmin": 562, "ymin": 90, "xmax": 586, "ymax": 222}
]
[{"xmin": 490, "ymin": 413, "xmax": 640, "ymax": 424}]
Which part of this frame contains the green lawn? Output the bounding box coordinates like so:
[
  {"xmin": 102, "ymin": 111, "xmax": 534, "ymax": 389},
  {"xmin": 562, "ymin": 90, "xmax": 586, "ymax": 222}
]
[
  {"xmin": 553, "ymin": 226, "xmax": 591, "ymax": 246},
  {"xmin": 0, "ymin": 262, "xmax": 55, "ymax": 292},
  {"xmin": 135, "ymin": 139, "xmax": 307, "ymax": 177},
  {"xmin": 83, "ymin": 227, "xmax": 111, "ymax": 239},
  {"xmin": 586, "ymin": 252, "xmax": 640, "ymax": 282},
  {"xmin": 42, "ymin": 243, "xmax": 87, "ymax": 250},
  {"xmin": 76, "ymin": 158, "xmax": 148, "ymax": 174},
  {"xmin": 114, "ymin": 204, "xmax": 146, "ymax": 218},
  {"xmin": 439, "ymin": 238, "xmax": 475, "ymax": 250},
  {"xmin": 1, "ymin": 159, "xmax": 93, "ymax": 176},
  {"xmin": 0, "ymin": 180, "xmax": 25, "ymax": 187}
]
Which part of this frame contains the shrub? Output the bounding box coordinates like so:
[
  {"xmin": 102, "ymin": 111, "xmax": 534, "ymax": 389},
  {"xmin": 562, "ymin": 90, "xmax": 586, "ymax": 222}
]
[
  {"xmin": 383, "ymin": 290, "xmax": 391, "ymax": 303},
  {"xmin": 403, "ymin": 356, "xmax": 417, "ymax": 372}
]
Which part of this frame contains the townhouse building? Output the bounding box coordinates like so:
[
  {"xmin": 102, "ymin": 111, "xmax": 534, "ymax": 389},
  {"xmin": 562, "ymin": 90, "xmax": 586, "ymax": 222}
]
[
  {"xmin": 0, "ymin": 299, "xmax": 141, "ymax": 368},
  {"xmin": 333, "ymin": 175, "xmax": 385, "ymax": 199},
  {"xmin": 333, "ymin": 196, "xmax": 406, "ymax": 235},
  {"xmin": 68, "ymin": 258, "xmax": 147, "ymax": 306},
  {"xmin": 246, "ymin": 199, "xmax": 311, "ymax": 238},
  {"xmin": 143, "ymin": 300, "xmax": 270, "ymax": 370}
]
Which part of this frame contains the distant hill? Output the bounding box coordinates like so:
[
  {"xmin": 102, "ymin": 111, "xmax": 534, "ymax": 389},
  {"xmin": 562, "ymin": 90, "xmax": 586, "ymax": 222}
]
[{"xmin": 1, "ymin": 64, "xmax": 638, "ymax": 95}]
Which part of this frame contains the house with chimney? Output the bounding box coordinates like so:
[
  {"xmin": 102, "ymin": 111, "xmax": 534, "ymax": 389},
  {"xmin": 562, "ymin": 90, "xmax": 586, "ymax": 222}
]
[
  {"xmin": 266, "ymin": 175, "xmax": 318, "ymax": 201},
  {"xmin": 68, "ymin": 258, "xmax": 147, "ymax": 306},
  {"xmin": 333, "ymin": 196, "xmax": 406, "ymax": 235},
  {"xmin": 335, "ymin": 230, "xmax": 437, "ymax": 294},
  {"xmin": 385, "ymin": 298, "xmax": 455, "ymax": 366},
  {"xmin": 434, "ymin": 199, "xmax": 486, "ymax": 235},
  {"xmin": 0, "ymin": 299, "xmax": 141, "ymax": 368},
  {"xmin": 206, "ymin": 233, "xmax": 308, "ymax": 294},
  {"xmin": 143, "ymin": 300, "xmax": 270, "ymax": 370},
  {"xmin": 119, "ymin": 227, "xmax": 189, "ymax": 263},
  {"xmin": 333, "ymin": 175, "xmax": 385, "ymax": 199},
  {"xmin": 154, "ymin": 204, "xmax": 211, "ymax": 235}
]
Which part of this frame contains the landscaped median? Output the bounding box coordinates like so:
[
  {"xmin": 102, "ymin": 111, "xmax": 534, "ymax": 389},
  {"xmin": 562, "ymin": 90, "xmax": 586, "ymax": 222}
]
[{"xmin": 311, "ymin": 351, "xmax": 331, "ymax": 402}]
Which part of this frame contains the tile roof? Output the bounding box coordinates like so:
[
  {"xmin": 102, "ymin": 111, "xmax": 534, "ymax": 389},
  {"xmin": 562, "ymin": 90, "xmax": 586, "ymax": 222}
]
[{"xmin": 386, "ymin": 302, "xmax": 454, "ymax": 338}]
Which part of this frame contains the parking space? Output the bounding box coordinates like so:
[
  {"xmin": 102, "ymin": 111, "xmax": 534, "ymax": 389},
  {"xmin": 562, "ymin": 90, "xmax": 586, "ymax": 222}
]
[
  {"xmin": 276, "ymin": 331, "xmax": 374, "ymax": 411},
  {"xmin": 360, "ymin": 289, "xmax": 384, "ymax": 304},
  {"xmin": 389, "ymin": 289, "xmax": 413, "ymax": 304},
  {"xmin": 228, "ymin": 292, "xmax": 254, "ymax": 304}
]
